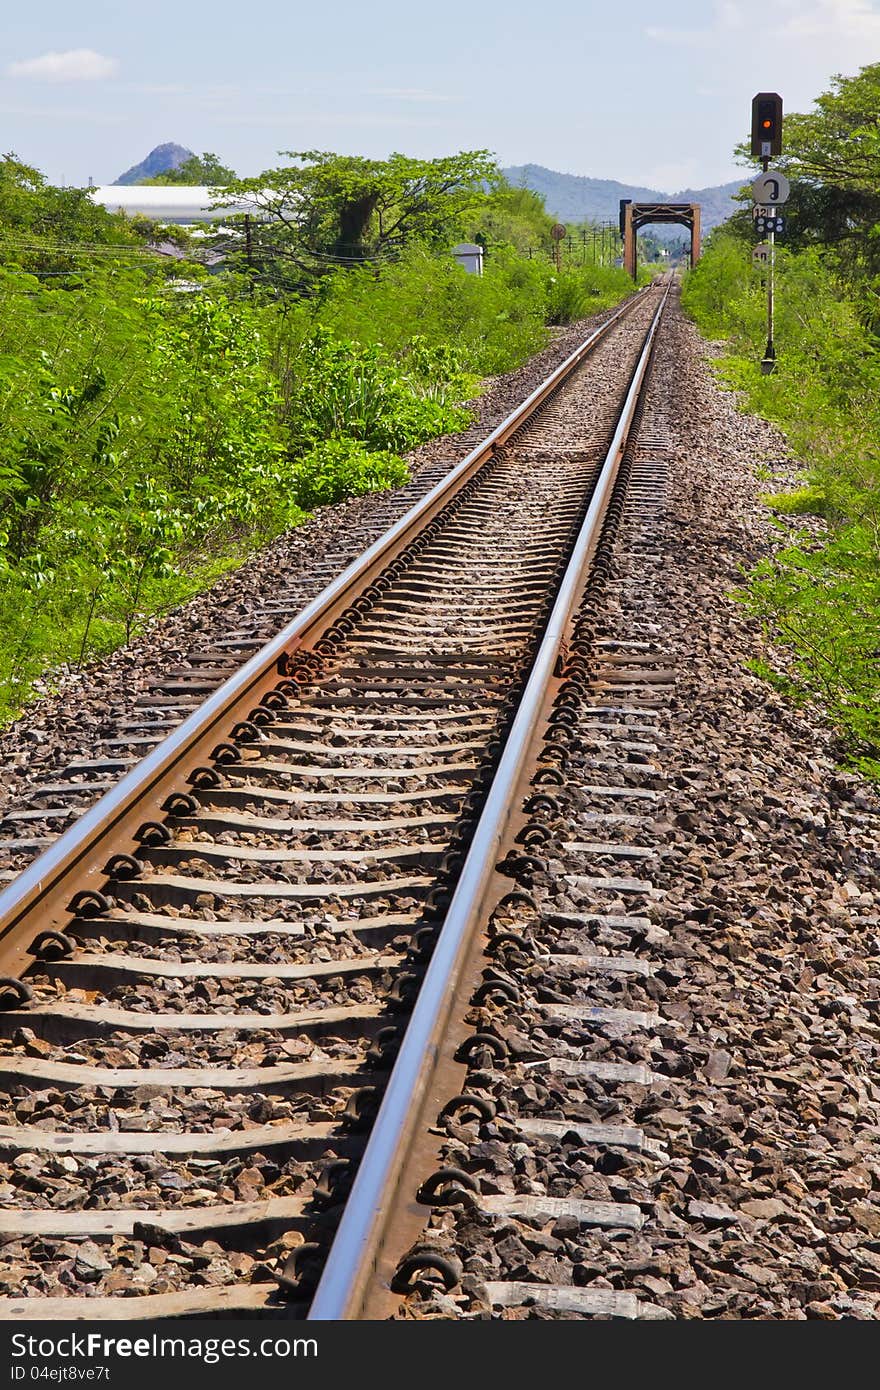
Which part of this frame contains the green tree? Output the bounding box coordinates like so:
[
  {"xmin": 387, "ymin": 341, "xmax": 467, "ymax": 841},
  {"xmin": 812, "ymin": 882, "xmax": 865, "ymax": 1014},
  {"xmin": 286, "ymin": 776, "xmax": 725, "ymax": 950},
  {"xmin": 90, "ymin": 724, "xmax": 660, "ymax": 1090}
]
[
  {"xmin": 469, "ymin": 180, "xmax": 555, "ymax": 254},
  {"xmin": 0, "ymin": 154, "xmax": 144, "ymax": 272},
  {"xmin": 218, "ymin": 149, "xmax": 500, "ymax": 278},
  {"xmin": 144, "ymin": 152, "xmax": 237, "ymax": 186},
  {"xmin": 777, "ymin": 63, "xmax": 880, "ymax": 194}
]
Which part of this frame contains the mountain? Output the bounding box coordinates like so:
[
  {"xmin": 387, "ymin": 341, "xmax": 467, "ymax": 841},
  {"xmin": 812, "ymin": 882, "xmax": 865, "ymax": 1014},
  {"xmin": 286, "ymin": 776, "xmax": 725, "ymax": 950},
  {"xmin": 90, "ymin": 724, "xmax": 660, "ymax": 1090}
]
[
  {"xmin": 114, "ymin": 143, "xmax": 196, "ymax": 186},
  {"xmin": 502, "ymin": 164, "xmax": 746, "ymax": 235}
]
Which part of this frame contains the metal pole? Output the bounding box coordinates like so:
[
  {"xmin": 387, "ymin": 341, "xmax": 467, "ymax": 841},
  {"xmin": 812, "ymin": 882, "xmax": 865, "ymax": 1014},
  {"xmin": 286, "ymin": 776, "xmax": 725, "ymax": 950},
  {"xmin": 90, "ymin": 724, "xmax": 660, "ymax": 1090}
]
[
  {"xmin": 762, "ymin": 225, "xmax": 776, "ymax": 372},
  {"xmin": 760, "ymin": 155, "xmax": 776, "ymax": 374}
]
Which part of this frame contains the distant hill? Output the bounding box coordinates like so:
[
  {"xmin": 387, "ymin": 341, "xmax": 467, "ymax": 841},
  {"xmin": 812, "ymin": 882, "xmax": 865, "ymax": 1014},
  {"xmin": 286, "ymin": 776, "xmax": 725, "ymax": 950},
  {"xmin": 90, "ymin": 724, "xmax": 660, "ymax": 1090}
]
[
  {"xmin": 502, "ymin": 164, "xmax": 746, "ymax": 235},
  {"xmin": 114, "ymin": 143, "xmax": 195, "ymax": 186}
]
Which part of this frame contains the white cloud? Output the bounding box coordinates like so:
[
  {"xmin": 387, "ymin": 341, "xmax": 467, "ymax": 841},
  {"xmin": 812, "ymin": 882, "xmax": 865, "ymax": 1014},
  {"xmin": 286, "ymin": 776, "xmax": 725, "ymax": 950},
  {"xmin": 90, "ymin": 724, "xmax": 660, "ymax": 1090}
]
[
  {"xmin": 7, "ymin": 49, "xmax": 118, "ymax": 82},
  {"xmin": 717, "ymin": 1, "xmax": 745, "ymax": 27},
  {"xmin": 775, "ymin": 0, "xmax": 880, "ymax": 38},
  {"xmin": 706, "ymin": 0, "xmax": 880, "ymax": 42},
  {"xmin": 213, "ymin": 110, "xmax": 448, "ymax": 130}
]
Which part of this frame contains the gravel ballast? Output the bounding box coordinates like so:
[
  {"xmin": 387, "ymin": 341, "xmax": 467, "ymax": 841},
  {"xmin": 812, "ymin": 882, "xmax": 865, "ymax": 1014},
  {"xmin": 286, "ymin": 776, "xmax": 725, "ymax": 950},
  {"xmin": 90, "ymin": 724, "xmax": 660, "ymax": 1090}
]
[{"xmin": 400, "ymin": 288, "xmax": 880, "ymax": 1320}]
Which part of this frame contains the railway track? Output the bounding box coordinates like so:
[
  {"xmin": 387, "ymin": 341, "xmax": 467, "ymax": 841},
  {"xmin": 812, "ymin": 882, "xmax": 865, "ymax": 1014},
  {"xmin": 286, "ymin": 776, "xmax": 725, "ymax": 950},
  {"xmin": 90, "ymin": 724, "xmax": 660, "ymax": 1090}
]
[
  {"xmin": 0, "ymin": 277, "xmax": 670, "ymax": 1319},
  {"xmin": 0, "ymin": 459, "xmax": 464, "ymax": 879}
]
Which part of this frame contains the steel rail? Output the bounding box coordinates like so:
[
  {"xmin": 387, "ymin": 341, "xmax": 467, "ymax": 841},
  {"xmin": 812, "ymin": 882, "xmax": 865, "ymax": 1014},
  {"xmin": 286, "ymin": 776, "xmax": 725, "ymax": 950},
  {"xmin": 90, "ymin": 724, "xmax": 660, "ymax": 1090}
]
[
  {"xmin": 307, "ymin": 280, "xmax": 671, "ymax": 1322},
  {"xmin": 0, "ymin": 287, "xmax": 650, "ymax": 970}
]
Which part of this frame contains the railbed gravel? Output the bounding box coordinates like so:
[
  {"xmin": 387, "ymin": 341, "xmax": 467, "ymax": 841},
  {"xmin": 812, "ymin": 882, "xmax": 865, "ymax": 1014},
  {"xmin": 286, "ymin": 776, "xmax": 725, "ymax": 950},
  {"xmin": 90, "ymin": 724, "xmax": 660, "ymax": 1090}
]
[{"xmin": 400, "ymin": 288, "xmax": 880, "ymax": 1321}]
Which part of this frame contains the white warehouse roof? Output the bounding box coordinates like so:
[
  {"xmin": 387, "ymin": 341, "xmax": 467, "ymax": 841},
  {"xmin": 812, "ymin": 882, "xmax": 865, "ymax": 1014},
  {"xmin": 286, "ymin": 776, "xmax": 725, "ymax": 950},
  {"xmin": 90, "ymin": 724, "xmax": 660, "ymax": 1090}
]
[{"xmin": 89, "ymin": 185, "xmax": 266, "ymax": 224}]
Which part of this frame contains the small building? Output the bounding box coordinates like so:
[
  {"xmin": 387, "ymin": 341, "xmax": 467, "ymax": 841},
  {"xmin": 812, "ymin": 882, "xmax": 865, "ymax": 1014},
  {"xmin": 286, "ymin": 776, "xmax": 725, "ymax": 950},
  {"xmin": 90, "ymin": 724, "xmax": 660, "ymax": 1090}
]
[{"xmin": 451, "ymin": 242, "xmax": 484, "ymax": 276}]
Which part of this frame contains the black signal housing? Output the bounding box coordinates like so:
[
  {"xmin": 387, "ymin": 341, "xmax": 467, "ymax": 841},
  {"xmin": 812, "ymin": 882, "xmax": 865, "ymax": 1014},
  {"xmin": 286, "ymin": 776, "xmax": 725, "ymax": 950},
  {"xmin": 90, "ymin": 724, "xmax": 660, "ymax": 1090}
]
[{"xmin": 751, "ymin": 92, "xmax": 783, "ymax": 156}]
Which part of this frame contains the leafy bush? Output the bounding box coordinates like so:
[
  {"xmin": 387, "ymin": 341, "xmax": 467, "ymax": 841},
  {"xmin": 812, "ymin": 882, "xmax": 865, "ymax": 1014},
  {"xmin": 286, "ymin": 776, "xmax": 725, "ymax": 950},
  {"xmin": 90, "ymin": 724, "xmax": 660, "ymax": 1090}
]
[
  {"xmin": 302, "ymin": 247, "xmax": 636, "ymax": 375},
  {"xmin": 745, "ymin": 529, "xmax": 880, "ymax": 776},
  {"xmin": 281, "ymin": 327, "xmax": 471, "ymax": 453},
  {"xmin": 0, "ymin": 268, "xmax": 301, "ymax": 718},
  {"xmin": 759, "ymin": 485, "xmax": 829, "ymax": 516},
  {"xmin": 545, "ymin": 272, "xmax": 593, "ymax": 325},
  {"xmin": 292, "ymin": 439, "xmax": 409, "ymax": 509}
]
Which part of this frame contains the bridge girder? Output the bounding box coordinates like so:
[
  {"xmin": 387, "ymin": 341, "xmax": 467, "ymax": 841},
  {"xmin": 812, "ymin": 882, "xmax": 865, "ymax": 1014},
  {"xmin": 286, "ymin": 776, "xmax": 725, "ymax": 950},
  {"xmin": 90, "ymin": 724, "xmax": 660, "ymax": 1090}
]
[{"xmin": 620, "ymin": 201, "xmax": 701, "ymax": 278}]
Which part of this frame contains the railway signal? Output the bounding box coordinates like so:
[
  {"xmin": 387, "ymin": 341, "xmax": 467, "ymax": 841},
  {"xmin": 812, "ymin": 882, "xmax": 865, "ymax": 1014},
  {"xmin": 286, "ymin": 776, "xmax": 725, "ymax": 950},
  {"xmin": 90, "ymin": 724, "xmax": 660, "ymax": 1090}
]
[
  {"xmin": 751, "ymin": 91, "xmax": 784, "ymax": 374},
  {"xmin": 751, "ymin": 92, "xmax": 783, "ymax": 159}
]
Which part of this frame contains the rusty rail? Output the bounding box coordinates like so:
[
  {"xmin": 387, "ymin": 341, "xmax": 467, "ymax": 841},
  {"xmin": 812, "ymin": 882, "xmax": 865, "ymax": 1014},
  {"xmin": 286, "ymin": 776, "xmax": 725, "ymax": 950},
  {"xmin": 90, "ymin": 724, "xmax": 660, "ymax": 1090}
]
[{"xmin": 307, "ymin": 280, "xmax": 671, "ymax": 1320}]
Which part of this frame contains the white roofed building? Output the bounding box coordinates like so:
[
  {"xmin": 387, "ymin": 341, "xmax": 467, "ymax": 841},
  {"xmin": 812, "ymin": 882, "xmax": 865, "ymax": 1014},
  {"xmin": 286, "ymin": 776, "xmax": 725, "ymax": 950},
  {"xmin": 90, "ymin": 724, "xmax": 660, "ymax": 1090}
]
[{"xmin": 88, "ymin": 186, "xmax": 266, "ymax": 224}]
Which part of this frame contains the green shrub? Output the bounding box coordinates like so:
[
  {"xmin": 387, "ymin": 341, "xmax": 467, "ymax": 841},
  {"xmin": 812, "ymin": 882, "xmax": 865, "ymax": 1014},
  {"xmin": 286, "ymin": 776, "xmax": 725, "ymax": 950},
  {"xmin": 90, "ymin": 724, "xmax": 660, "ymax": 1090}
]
[
  {"xmin": 281, "ymin": 327, "xmax": 471, "ymax": 453},
  {"xmin": 758, "ymin": 485, "xmax": 828, "ymax": 515},
  {"xmin": 545, "ymin": 272, "xmax": 592, "ymax": 325},
  {"xmin": 292, "ymin": 439, "xmax": 409, "ymax": 509}
]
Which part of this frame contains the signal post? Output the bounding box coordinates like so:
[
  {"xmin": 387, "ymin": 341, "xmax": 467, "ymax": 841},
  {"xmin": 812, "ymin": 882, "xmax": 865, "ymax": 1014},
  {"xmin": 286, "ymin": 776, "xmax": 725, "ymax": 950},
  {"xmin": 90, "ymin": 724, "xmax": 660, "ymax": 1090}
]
[{"xmin": 750, "ymin": 92, "xmax": 785, "ymax": 373}]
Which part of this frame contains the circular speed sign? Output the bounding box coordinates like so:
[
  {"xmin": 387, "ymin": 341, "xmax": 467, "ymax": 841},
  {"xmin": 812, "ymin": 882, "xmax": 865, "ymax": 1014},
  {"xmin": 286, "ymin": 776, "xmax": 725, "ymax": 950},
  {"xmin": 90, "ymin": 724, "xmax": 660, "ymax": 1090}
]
[{"xmin": 751, "ymin": 171, "xmax": 790, "ymax": 205}]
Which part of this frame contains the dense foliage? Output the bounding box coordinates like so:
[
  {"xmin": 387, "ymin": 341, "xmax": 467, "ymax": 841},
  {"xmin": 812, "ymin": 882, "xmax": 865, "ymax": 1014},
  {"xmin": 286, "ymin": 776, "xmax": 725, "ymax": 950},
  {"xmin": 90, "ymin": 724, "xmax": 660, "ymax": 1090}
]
[
  {"xmin": 0, "ymin": 155, "xmax": 151, "ymax": 275},
  {"xmin": 218, "ymin": 150, "xmax": 501, "ymax": 281},
  {"xmin": 684, "ymin": 75, "xmax": 880, "ymax": 773},
  {"xmin": 680, "ymin": 61, "xmax": 880, "ymax": 774},
  {"xmin": 0, "ymin": 151, "xmax": 635, "ymax": 721}
]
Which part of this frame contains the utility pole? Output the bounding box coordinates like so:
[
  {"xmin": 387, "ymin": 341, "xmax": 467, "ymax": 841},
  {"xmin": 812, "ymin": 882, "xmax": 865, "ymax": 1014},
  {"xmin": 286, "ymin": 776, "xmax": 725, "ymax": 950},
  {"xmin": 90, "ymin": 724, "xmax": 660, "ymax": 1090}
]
[{"xmin": 244, "ymin": 213, "xmax": 254, "ymax": 269}]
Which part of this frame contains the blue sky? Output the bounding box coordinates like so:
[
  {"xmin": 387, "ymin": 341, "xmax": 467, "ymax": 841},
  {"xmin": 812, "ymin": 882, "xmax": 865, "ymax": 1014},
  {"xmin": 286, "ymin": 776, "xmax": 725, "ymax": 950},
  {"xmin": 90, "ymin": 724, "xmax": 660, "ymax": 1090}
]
[{"xmin": 2, "ymin": 0, "xmax": 879, "ymax": 190}]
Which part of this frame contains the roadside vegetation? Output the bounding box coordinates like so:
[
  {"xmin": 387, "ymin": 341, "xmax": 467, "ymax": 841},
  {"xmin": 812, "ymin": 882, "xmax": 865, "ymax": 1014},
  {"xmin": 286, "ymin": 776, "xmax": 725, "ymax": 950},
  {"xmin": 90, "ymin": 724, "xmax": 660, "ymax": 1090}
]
[
  {"xmin": 0, "ymin": 150, "xmax": 635, "ymax": 721},
  {"xmin": 682, "ymin": 61, "xmax": 880, "ymax": 774}
]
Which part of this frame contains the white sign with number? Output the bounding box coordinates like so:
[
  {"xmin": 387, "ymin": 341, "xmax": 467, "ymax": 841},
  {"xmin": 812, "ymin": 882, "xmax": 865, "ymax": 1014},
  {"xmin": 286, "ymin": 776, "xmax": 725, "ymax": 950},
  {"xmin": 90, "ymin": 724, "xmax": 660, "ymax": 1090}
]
[
  {"xmin": 752, "ymin": 243, "xmax": 772, "ymax": 264},
  {"xmin": 751, "ymin": 171, "xmax": 790, "ymax": 205}
]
